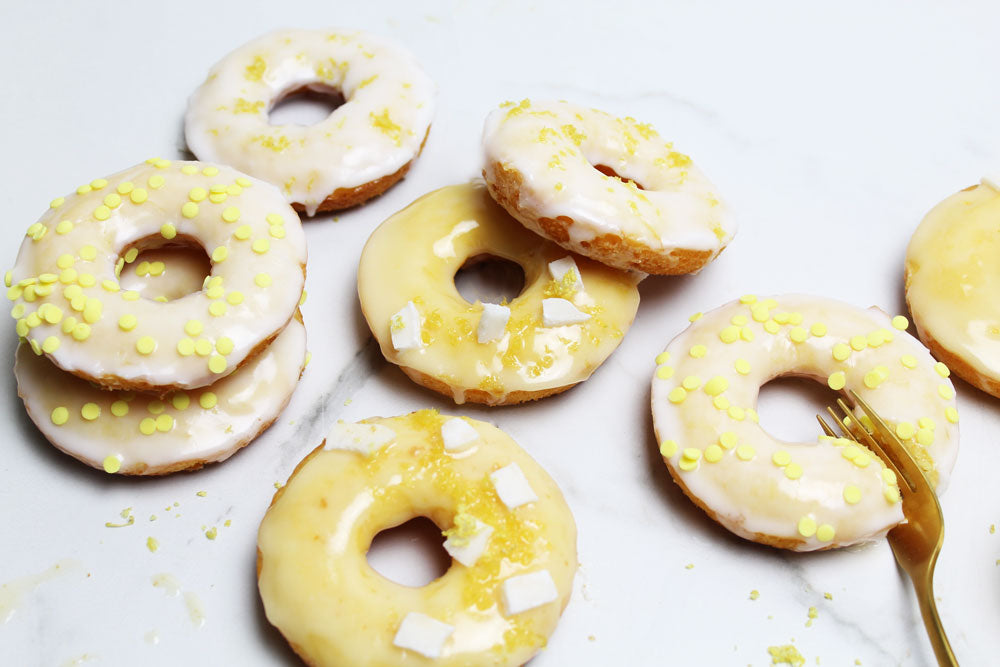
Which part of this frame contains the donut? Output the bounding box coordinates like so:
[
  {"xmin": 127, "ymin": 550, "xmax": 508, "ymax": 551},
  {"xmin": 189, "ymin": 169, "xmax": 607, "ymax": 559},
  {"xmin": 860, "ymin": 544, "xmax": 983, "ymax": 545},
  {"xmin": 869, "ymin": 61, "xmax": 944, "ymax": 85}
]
[
  {"xmin": 650, "ymin": 295, "xmax": 959, "ymax": 551},
  {"xmin": 185, "ymin": 28, "xmax": 435, "ymax": 216},
  {"xmin": 905, "ymin": 178, "xmax": 1000, "ymax": 398},
  {"xmin": 358, "ymin": 182, "xmax": 641, "ymax": 405},
  {"xmin": 15, "ymin": 314, "xmax": 306, "ymax": 475},
  {"xmin": 6, "ymin": 159, "xmax": 307, "ymax": 392},
  {"xmin": 481, "ymin": 99, "xmax": 736, "ymax": 275},
  {"xmin": 257, "ymin": 410, "xmax": 577, "ymax": 666}
]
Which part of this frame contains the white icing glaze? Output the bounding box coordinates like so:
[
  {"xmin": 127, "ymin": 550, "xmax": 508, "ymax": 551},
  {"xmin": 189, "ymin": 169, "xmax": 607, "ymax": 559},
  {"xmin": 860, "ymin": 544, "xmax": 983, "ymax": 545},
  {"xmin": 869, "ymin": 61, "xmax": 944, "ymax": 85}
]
[
  {"xmin": 185, "ymin": 28, "xmax": 435, "ymax": 216},
  {"xmin": 8, "ymin": 160, "xmax": 306, "ymax": 391},
  {"xmin": 357, "ymin": 183, "xmax": 641, "ymax": 405},
  {"xmin": 650, "ymin": 295, "xmax": 959, "ymax": 551},
  {"xmin": 481, "ymin": 99, "xmax": 735, "ymax": 264},
  {"xmin": 15, "ymin": 317, "xmax": 306, "ymax": 474},
  {"xmin": 257, "ymin": 411, "xmax": 577, "ymax": 666}
]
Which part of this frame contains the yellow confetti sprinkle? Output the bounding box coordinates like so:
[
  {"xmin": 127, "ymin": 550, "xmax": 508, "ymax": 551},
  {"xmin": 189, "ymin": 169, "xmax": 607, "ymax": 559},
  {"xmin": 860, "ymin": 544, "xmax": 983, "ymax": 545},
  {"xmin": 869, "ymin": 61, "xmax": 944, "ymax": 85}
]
[
  {"xmin": 816, "ymin": 524, "xmax": 835, "ymax": 542},
  {"xmin": 900, "ymin": 355, "xmax": 917, "ymax": 369},
  {"xmin": 222, "ymin": 206, "xmax": 240, "ymax": 223},
  {"xmin": 681, "ymin": 376, "xmax": 702, "ymax": 391},
  {"xmin": 689, "ymin": 344, "xmax": 707, "ymax": 358},
  {"xmin": 719, "ymin": 432, "xmax": 738, "ymax": 449},
  {"xmin": 668, "ymin": 387, "xmax": 687, "ymax": 404},
  {"xmin": 209, "ymin": 301, "xmax": 227, "ymax": 317},
  {"xmin": 103, "ymin": 455, "xmax": 122, "ymax": 474},
  {"xmin": 945, "ymin": 407, "xmax": 959, "ymax": 423},
  {"xmin": 252, "ymin": 238, "xmax": 270, "ymax": 254},
  {"xmin": 81, "ymin": 402, "xmax": 101, "ymax": 421},
  {"xmin": 736, "ymin": 444, "xmax": 755, "ymax": 461},
  {"xmin": 891, "ymin": 315, "xmax": 909, "ymax": 330},
  {"xmin": 704, "ymin": 445, "xmax": 723, "ymax": 463},
  {"xmin": 110, "ymin": 400, "xmax": 129, "ymax": 417},
  {"xmin": 156, "ymin": 414, "xmax": 174, "ymax": 432},
  {"xmin": 772, "ymin": 450, "xmax": 791, "ymax": 466},
  {"xmin": 810, "ymin": 322, "xmax": 827, "ymax": 337},
  {"xmin": 255, "ymin": 273, "xmax": 272, "ymax": 287},
  {"xmin": 719, "ymin": 326, "xmax": 739, "ymax": 343},
  {"xmin": 938, "ymin": 384, "xmax": 955, "ymax": 400},
  {"xmin": 199, "ymin": 392, "xmax": 218, "ymax": 409},
  {"xmin": 181, "ymin": 202, "xmax": 199, "ymax": 218},
  {"xmin": 784, "ymin": 463, "xmax": 803, "ymax": 479},
  {"xmin": 139, "ymin": 417, "xmax": 156, "ymax": 435},
  {"xmin": 51, "ymin": 406, "xmax": 69, "ymax": 425},
  {"xmin": 656, "ymin": 365, "xmax": 674, "ymax": 380},
  {"xmin": 136, "ymin": 336, "xmax": 156, "ymax": 355},
  {"xmin": 844, "ymin": 485, "xmax": 862, "ymax": 504},
  {"xmin": 659, "ymin": 440, "xmax": 678, "ymax": 457},
  {"xmin": 827, "ymin": 371, "xmax": 846, "ymax": 390},
  {"xmin": 850, "ymin": 335, "xmax": 867, "ymax": 351},
  {"xmin": 177, "ymin": 338, "xmax": 195, "ymax": 356},
  {"xmin": 934, "ymin": 362, "xmax": 950, "ymax": 378},
  {"xmin": 797, "ymin": 516, "xmax": 817, "ymax": 538},
  {"xmin": 703, "ymin": 376, "xmax": 728, "ymax": 396}
]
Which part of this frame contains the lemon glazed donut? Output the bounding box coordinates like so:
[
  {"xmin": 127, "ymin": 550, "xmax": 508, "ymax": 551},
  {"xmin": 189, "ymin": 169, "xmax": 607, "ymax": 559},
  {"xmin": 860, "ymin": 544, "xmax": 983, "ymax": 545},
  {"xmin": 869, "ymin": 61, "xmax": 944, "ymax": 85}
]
[
  {"xmin": 482, "ymin": 99, "xmax": 736, "ymax": 275},
  {"xmin": 15, "ymin": 314, "xmax": 306, "ymax": 475},
  {"xmin": 6, "ymin": 159, "xmax": 306, "ymax": 392},
  {"xmin": 257, "ymin": 410, "xmax": 577, "ymax": 666},
  {"xmin": 905, "ymin": 177, "xmax": 1000, "ymax": 398},
  {"xmin": 650, "ymin": 295, "xmax": 959, "ymax": 551},
  {"xmin": 185, "ymin": 28, "xmax": 435, "ymax": 216},
  {"xmin": 358, "ymin": 182, "xmax": 641, "ymax": 405}
]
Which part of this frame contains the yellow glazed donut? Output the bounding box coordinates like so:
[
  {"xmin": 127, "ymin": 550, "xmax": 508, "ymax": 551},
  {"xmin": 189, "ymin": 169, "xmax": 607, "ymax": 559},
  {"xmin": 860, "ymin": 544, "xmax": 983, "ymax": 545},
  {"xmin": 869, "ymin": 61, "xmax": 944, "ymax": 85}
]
[
  {"xmin": 358, "ymin": 182, "xmax": 641, "ymax": 405},
  {"xmin": 6, "ymin": 159, "xmax": 307, "ymax": 392},
  {"xmin": 905, "ymin": 178, "xmax": 1000, "ymax": 398},
  {"xmin": 482, "ymin": 99, "xmax": 736, "ymax": 275},
  {"xmin": 15, "ymin": 314, "xmax": 306, "ymax": 475},
  {"xmin": 650, "ymin": 295, "xmax": 959, "ymax": 551},
  {"xmin": 257, "ymin": 410, "xmax": 577, "ymax": 666},
  {"xmin": 185, "ymin": 28, "xmax": 435, "ymax": 216}
]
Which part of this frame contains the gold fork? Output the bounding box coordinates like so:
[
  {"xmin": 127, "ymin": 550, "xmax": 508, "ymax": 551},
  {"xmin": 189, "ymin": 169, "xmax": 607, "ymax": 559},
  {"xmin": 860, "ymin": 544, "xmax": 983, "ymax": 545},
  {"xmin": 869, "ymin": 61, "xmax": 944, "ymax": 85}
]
[{"xmin": 816, "ymin": 390, "xmax": 958, "ymax": 667}]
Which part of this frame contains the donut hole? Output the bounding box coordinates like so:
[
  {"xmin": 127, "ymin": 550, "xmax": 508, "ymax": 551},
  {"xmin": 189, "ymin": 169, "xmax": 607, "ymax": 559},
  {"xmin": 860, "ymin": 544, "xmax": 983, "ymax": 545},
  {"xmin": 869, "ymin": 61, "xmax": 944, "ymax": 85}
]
[
  {"xmin": 756, "ymin": 376, "xmax": 844, "ymax": 443},
  {"xmin": 269, "ymin": 84, "xmax": 346, "ymax": 127},
  {"xmin": 454, "ymin": 255, "xmax": 526, "ymax": 305},
  {"xmin": 592, "ymin": 164, "xmax": 645, "ymax": 190},
  {"xmin": 117, "ymin": 239, "xmax": 211, "ymax": 302},
  {"xmin": 366, "ymin": 517, "xmax": 451, "ymax": 587}
]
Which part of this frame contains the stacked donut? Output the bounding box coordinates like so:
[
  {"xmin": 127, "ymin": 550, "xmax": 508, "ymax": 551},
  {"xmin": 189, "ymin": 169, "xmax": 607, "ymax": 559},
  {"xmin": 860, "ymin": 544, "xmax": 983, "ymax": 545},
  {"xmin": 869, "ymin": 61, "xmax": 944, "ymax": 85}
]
[
  {"xmin": 358, "ymin": 99, "xmax": 737, "ymax": 405},
  {"xmin": 8, "ymin": 160, "xmax": 308, "ymax": 475}
]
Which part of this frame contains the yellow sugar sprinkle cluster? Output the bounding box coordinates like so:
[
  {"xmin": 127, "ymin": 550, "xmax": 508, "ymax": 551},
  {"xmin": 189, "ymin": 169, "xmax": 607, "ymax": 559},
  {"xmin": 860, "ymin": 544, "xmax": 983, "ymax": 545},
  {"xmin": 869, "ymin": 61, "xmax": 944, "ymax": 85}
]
[{"xmin": 370, "ymin": 108, "xmax": 402, "ymax": 146}]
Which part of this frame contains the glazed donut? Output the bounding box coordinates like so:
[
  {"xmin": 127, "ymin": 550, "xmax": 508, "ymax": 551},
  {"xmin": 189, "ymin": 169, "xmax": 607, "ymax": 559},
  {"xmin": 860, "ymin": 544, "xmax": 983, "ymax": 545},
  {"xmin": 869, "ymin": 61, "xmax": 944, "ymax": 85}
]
[
  {"xmin": 905, "ymin": 178, "xmax": 1000, "ymax": 398},
  {"xmin": 650, "ymin": 295, "xmax": 959, "ymax": 551},
  {"xmin": 15, "ymin": 314, "xmax": 306, "ymax": 475},
  {"xmin": 6, "ymin": 159, "xmax": 306, "ymax": 391},
  {"xmin": 257, "ymin": 410, "xmax": 577, "ymax": 666},
  {"xmin": 358, "ymin": 182, "xmax": 641, "ymax": 405},
  {"xmin": 185, "ymin": 28, "xmax": 435, "ymax": 216},
  {"xmin": 482, "ymin": 99, "xmax": 736, "ymax": 275}
]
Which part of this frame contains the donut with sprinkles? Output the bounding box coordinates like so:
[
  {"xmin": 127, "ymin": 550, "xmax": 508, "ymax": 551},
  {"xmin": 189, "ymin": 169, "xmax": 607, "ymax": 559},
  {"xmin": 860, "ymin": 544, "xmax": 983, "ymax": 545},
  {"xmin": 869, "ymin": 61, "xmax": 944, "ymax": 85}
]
[
  {"xmin": 482, "ymin": 99, "xmax": 736, "ymax": 275},
  {"xmin": 185, "ymin": 28, "xmax": 435, "ymax": 216},
  {"xmin": 6, "ymin": 159, "xmax": 307, "ymax": 391},
  {"xmin": 650, "ymin": 294, "xmax": 959, "ymax": 550},
  {"xmin": 257, "ymin": 410, "xmax": 577, "ymax": 665}
]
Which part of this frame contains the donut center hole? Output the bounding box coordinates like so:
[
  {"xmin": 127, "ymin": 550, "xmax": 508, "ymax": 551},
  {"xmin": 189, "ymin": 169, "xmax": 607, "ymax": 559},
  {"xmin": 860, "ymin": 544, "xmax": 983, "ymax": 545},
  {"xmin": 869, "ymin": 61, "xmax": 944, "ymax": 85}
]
[
  {"xmin": 366, "ymin": 517, "xmax": 451, "ymax": 587},
  {"xmin": 117, "ymin": 242, "xmax": 211, "ymax": 302},
  {"xmin": 454, "ymin": 255, "xmax": 526, "ymax": 305},
  {"xmin": 756, "ymin": 376, "xmax": 843, "ymax": 443},
  {"xmin": 269, "ymin": 84, "xmax": 346, "ymax": 127},
  {"xmin": 592, "ymin": 164, "xmax": 645, "ymax": 190}
]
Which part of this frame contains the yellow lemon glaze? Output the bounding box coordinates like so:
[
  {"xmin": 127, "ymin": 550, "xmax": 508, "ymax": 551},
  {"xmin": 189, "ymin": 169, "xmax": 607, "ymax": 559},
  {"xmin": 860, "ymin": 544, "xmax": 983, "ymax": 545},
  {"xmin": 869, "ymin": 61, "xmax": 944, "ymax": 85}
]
[
  {"xmin": 7, "ymin": 160, "xmax": 306, "ymax": 391},
  {"xmin": 650, "ymin": 295, "xmax": 958, "ymax": 551},
  {"xmin": 482, "ymin": 99, "xmax": 736, "ymax": 272},
  {"xmin": 257, "ymin": 410, "xmax": 577, "ymax": 666},
  {"xmin": 15, "ymin": 315, "xmax": 306, "ymax": 475},
  {"xmin": 358, "ymin": 183, "xmax": 641, "ymax": 405},
  {"xmin": 906, "ymin": 181, "xmax": 1000, "ymax": 391},
  {"xmin": 185, "ymin": 28, "xmax": 435, "ymax": 216}
]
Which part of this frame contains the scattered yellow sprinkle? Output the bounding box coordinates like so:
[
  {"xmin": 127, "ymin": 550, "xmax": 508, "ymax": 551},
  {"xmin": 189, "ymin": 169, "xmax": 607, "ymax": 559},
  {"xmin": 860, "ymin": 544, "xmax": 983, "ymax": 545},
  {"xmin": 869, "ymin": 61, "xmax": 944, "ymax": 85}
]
[
  {"xmin": 704, "ymin": 376, "xmax": 728, "ymax": 396},
  {"xmin": 827, "ymin": 371, "xmax": 846, "ymax": 390},
  {"xmin": 146, "ymin": 537, "xmax": 159, "ymax": 553},
  {"xmin": 111, "ymin": 400, "xmax": 129, "ymax": 417},
  {"xmin": 719, "ymin": 325, "xmax": 739, "ymax": 343},
  {"xmin": 139, "ymin": 417, "xmax": 156, "ymax": 435},
  {"xmin": 160, "ymin": 223, "xmax": 177, "ymax": 240},
  {"xmin": 719, "ymin": 432, "xmax": 738, "ymax": 449},
  {"xmin": 252, "ymin": 238, "xmax": 270, "ymax": 254},
  {"xmin": 103, "ymin": 455, "xmax": 122, "ymax": 474},
  {"xmin": 209, "ymin": 301, "xmax": 227, "ymax": 317},
  {"xmin": 656, "ymin": 365, "xmax": 674, "ymax": 380},
  {"xmin": 136, "ymin": 336, "xmax": 156, "ymax": 355},
  {"xmin": 849, "ymin": 335, "xmax": 867, "ymax": 351},
  {"xmin": 934, "ymin": 362, "xmax": 950, "ymax": 378},
  {"xmin": 790, "ymin": 327, "xmax": 808, "ymax": 343},
  {"xmin": 156, "ymin": 414, "xmax": 174, "ymax": 432},
  {"xmin": 130, "ymin": 188, "xmax": 148, "ymax": 204},
  {"xmin": 938, "ymin": 384, "xmax": 955, "ymax": 400},
  {"xmin": 234, "ymin": 225, "xmax": 251, "ymax": 240},
  {"xmin": 689, "ymin": 312, "xmax": 702, "ymax": 322},
  {"xmin": 816, "ymin": 524, "xmax": 835, "ymax": 542},
  {"xmin": 844, "ymin": 485, "xmax": 862, "ymax": 504},
  {"xmin": 891, "ymin": 315, "xmax": 909, "ymax": 330},
  {"xmin": 181, "ymin": 202, "xmax": 199, "ymax": 218},
  {"xmin": 81, "ymin": 403, "xmax": 101, "ymax": 421},
  {"xmin": 208, "ymin": 354, "xmax": 227, "ymax": 374},
  {"xmin": 177, "ymin": 338, "xmax": 195, "ymax": 356},
  {"xmin": 681, "ymin": 376, "xmax": 702, "ymax": 391},
  {"xmin": 659, "ymin": 440, "xmax": 678, "ymax": 457},
  {"xmin": 172, "ymin": 393, "xmax": 190, "ymax": 410},
  {"xmin": 199, "ymin": 392, "xmax": 218, "ymax": 409},
  {"xmin": 900, "ymin": 355, "xmax": 917, "ymax": 369},
  {"xmin": 194, "ymin": 338, "xmax": 213, "ymax": 357},
  {"xmin": 222, "ymin": 206, "xmax": 240, "ymax": 223},
  {"xmin": 255, "ymin": 273, "xmax": 272, "ymax": 287},
  {"xmin": 945, "ymin": 407, "xmax": 959, "ymax": 423},
  {"xmin": 735, "ymin": 358, "xmax": 751, "ymax": 375},
  {"xmin": 148, "ymin": 174, "xmax": 165, "ymax": 189},
  {"xmin": 784, "ymin": 463, "xmax": 803, "ymax": 480},
  {"xmin": 772, "ymin": 450, "xmax": 791, "ymax": 467},
  {"xmin": 51, "ymin": 406, "xmax": 69, "ymax": 425},
  {"xmin": 797, "ymin": 516, "xmax": 817, "ymax": 538},
  {"xmin": 736, "ymin": 444, "xmax": 755, "ymax": 461},
  {"xmin": 668, "ymin": 387, "xmax": 687, "ymax": 404},
  {"xmin": 810, "ymin": 323, "xmax": 827, "ymax": 337}
]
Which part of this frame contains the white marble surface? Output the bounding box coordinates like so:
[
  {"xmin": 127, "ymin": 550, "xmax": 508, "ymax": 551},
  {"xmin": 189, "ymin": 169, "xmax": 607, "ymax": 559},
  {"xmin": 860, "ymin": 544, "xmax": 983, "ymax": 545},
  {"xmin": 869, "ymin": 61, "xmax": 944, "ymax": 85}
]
[{"xmin": 2, "ymin": 1, "xmax": 1000, "ymax": 665}]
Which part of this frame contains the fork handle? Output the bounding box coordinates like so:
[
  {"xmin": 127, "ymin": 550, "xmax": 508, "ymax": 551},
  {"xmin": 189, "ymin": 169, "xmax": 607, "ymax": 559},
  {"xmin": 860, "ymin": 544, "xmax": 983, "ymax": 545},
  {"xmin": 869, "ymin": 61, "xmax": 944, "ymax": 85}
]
[{"xmin": 912, "ymin": 571, "xmax": 959, "ymax": 666}]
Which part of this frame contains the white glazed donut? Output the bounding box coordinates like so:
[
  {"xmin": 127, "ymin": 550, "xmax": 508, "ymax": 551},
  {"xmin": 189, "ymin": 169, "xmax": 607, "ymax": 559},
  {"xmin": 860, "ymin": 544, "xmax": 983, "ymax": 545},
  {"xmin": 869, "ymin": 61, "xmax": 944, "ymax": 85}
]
[
  {"xmin": 6, "ymin": 159, "xmax": 306, "ymax": 391},
  {"xmin": 185, "ymin": 28, "xmax": 435, "ymax": 216},
  {"xmin": 15, "ymin": 314, "xmax": 306, "ymax": 476},
  {"xmin": 482, "ymin": 99, "xmax": 736, "ymax": 275},
  {"xmin": 258, "ymin": 410, "xmax": 577, "ymax": 666},
  {"xmin": 650, "ymin": 295, "xmax": 959, "ymax": 551}
]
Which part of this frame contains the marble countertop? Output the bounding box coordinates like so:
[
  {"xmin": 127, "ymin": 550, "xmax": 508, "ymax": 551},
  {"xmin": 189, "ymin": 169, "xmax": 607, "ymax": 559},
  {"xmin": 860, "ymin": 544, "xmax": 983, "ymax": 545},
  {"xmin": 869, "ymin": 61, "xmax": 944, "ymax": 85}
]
[{"xmin": 3, "ymin": 1, "xmax": 1000, "ymax": 665}]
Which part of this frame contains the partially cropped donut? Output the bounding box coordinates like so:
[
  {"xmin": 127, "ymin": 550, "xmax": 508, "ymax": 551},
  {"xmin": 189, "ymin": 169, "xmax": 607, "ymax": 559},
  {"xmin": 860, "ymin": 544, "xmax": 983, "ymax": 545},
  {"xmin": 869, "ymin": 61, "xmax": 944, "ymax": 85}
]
[
  {"xmin": 905, "ymin": 178, "xmax": 1000, "ymax": 398},
  {"xmin": 16, "ymin": 313, "xmax": 306, "ymax": 475},
  {"xmin": 185, "ymin": 28, "xmax": 435, "ymax": 215},
  {"xmin": 257, "ymin": 410, "xmax": 577, "ymax": 666},
  {"xmin": 650, "ymin": 295, "xmax": 958, "ymax": 551},
  {"xmin": 358, "ymin": 182, "xmax": 641, "ymax": 405},
  {"xmin": 6, "ymin": 159, "xmax": 306, "ymax": 391},
  {"xmin": 482, "ymin": 99, "xmax": 735, "ymax": 274}
]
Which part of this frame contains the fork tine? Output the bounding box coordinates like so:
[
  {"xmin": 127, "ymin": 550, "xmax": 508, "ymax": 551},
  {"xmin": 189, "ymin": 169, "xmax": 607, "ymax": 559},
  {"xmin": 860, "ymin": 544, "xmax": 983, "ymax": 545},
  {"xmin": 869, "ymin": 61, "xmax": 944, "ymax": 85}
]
[
  {"xmin": 849, "ymin": 391, "xmax": 922, "ymax": 491},
  {"xmin": 816, "ymin": 414, "xmax": 837, "ymax": 438},
  {"xmin": 829, "ymin": 399, "xmax": 910, "ymax": 490},
  {"xmin": 825, "ymin": 406, "xmax": 857, "ymax": 441}
]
